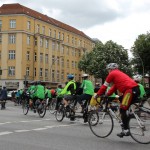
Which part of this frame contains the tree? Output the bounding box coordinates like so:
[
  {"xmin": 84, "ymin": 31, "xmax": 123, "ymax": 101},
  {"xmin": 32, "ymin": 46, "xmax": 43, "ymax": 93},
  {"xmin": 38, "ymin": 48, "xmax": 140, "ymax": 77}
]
[
  {"xmin": 131, "ymin": 32, "xmax": 150, "ymax": 76},
  {"xmin": 78, "ymin": 40, "xmax": 132, "ymax": 82}
]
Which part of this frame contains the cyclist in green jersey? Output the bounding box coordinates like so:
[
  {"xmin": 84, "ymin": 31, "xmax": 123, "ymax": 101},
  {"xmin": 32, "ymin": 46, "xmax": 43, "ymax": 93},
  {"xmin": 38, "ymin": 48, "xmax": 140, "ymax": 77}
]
[
  {"xmin": 75, "ymin": 74, "xmax": 94, "ymax": 122},
  {"xmin": 60, "ymin": 74, "xmax": 76, "ymax": 108},
  {"xmin": 133, "ymin": 74, "xmax": 146, "ymax": 99}
]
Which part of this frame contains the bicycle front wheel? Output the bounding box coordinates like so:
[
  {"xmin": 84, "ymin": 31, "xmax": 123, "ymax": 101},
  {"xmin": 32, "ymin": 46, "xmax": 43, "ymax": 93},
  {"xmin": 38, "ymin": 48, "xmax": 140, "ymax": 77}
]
[
  {"xmin": 22, "ymin": 99, "xmax": 29, "ymax": 115},
  {"xmin": 89, "ymin": 111, "xmax": 114, "ymax": 138},
  {"xmin": 55, "ymin": 105, "xmax": 64, "ymax": 122},
  {"xmin": 129, "ymin": 109, "xmax": 150, "ymax": 144}
]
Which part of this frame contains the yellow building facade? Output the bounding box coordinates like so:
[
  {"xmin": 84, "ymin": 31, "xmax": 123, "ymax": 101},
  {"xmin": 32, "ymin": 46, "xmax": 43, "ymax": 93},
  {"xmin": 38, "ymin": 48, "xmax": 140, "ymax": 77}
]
[{"xmin": 0, "ymin": 3, "xmax": 94, "ymax": 89}]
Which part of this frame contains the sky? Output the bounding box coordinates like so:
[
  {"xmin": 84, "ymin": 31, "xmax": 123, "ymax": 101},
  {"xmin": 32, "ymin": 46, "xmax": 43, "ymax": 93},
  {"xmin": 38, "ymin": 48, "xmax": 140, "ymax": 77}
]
[{"xmin": 1, "ymin": 0, "xmax": 150, "ymax": 54}]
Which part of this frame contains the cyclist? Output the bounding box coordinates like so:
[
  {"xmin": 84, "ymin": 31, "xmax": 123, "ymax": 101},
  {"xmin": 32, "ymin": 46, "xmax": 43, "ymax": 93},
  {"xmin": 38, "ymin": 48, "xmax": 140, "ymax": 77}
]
[
  {"xmin": 75, "ymin": 74, "xmax": 94, "ymax": 122},
  {"xmin": 133, "ymin": 74, "xmax": 146, "ymax": 99},
  {"xmin": 55, "ymin": 84, "xmax": 63, "ymax": 110},
  {"xmin": 60, "ymin": 74, "xmax": 76, "ymax": 109},
  {"xmin": 94, "ymin": 63, "xmax": 140, "ymax": 137}
]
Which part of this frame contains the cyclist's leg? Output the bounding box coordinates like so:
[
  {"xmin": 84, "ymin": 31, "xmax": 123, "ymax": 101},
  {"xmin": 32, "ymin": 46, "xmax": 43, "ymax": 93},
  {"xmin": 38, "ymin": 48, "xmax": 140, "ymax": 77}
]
[{"xmin": 117, "ymin": 89, "xmax": 133, "ymax": 137}]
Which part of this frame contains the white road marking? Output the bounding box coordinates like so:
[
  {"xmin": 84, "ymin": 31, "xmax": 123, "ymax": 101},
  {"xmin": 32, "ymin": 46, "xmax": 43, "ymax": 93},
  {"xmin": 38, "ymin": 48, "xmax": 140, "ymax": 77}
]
[
  {"xmin": 0, "ymin": 122, "xmax": 11, "ymax": 125},
  {"xmin": 0, "ymin": 131, "xmax": 13, "ymax": 136},
  {"xmin": 32, "ymin": 128, "xmax": 47, "ymax": 131},
  {"xmin": 0, "ymin": 118, "xmax": 55, "ymax": 126},
  {"xmin": 14, "ymin": 130, "xmax": 30, "ymax": 132}
]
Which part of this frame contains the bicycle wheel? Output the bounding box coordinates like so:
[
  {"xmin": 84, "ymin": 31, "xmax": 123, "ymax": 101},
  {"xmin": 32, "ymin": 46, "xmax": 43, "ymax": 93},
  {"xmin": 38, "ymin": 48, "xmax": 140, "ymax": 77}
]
[
  {"xmin": 89, "ymin": 111, "xmax": 114, "ymax": 138},
  {"xmin": 38, "ymin": 103, "xmax": 47, "ymax": 118},
  {"xmin": 55, "ymin": 105, "xmax": 64, "ymax": 122},
  {"xmin": 22, "ymin": 99, "xmax": 29, "ymax": 115},
  {"xmin": 88, "ymin": 110, "xmax": 99, "ymax": 126},
  {"xmin": 129, "ymin": 109, "xmax": 150, "ymax": 144},
  {"xmin": 49, "ymin": 98, "xmax": 57, "ymax": 114}
]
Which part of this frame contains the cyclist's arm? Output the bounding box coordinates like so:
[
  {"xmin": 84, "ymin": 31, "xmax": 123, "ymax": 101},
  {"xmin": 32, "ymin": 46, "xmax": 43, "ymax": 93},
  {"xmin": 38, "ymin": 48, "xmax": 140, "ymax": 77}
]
[{"xmin": 106, "ymin": 85, "xmax": 117, "ymax": 96}]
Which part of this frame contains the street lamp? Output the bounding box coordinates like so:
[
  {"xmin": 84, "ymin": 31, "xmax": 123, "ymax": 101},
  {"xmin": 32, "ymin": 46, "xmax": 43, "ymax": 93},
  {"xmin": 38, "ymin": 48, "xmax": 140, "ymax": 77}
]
[{"xmin": 50, "ymin": 56, "xmax": 63, "ymax": 83}]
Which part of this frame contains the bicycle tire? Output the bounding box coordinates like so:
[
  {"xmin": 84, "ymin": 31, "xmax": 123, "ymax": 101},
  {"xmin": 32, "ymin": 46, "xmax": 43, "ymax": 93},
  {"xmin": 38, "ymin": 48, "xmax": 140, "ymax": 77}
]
[
  {"xmin": 88, "ymin": 110, "xmax": 99, "ymax": 126},
  {"xmin": 38, "ymin": 103, "xmax": 47, "ymax": 118},
  {"xmin": 55, "ymin": 105, "xmax": 64, "ymax": 122},
  {"xmin": 129, "ymin": 109, "xmax": 150, "ymax": 144},
  {"xmin": 22, "ymin": 99, "xmax": 29, "ymax": 115},
  {"xmin": 49, "ymin": 98, "xmax": 57, "ymax": 114},
  {"xmin": 89, "ymin": 111, "xmax": 114, "ymax": 138}
]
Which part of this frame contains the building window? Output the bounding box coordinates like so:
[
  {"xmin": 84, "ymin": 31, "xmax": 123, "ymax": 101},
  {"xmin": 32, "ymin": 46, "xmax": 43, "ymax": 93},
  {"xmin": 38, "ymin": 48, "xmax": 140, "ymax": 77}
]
[
  {"xmin": 26, "ymin": 67, "xmax": 30, "ymax": 76},
  {"xmin": 61, "ymin": 58, "xmax": 64, "ymax": 67},
  {"xmin": 75, "ymin": 38, "xmax": 77, "ymax": 45},
  {"xmin": 34, "ymin": 68, "xmax": 36, "ymax": 77},
  {"xmin": 49, "ymin": 28, "xmax": 51, "ymax": 36},
  {"xmin": 66, "ymin": 47, "xmax": 69, "ymax": 55},
  {"xmin": 72, "ymin": 37, "xmax": 74, "ymax": 44},
  {"xmin": 35, "ymin": 37, "xmax": 37, "ymax": 45},
  {"xmin": 40, "ymin": 68, "xmax": 43, "ymax": 77},
  {"xmin": 10, "ymin": 20, "xmax": 16, "ymax": 28},
  {"xmin": 42, "ymin": 26, "xmax": 45, "ymax": 34},
  {"xmin": 45, "ymin": 39, "xmax": 48, "ymax": 48},
  {"xmin": 62, "ymin": 33, "xmax": 64, "ymax": 40},
  {"xmin": 52, "ymin": 41, "xmax": 55, "ymax": 50},
  {"xmin": 9, "ymin": 34, "xmax": 16, "ymax": 44},
  {"xmin": 27, "ymin": 35, "xmax": 30, "ymax": 45},
  {"xmin": 45, "ymin": 69, "xmax": 48, "ymax": 78},
  {"xmin": 52, "ymin": 70, "xmax": 55, "ymax": 80},
  {"xmin": 56, "ymin": 42, "xmax": 60, "ymax": 51},
  {"xmin": 26, "ymin": 51, "xmax": 30, "ymax": 60},
  {"xmin": 45, "ymin": 54, "xmax": 48, "ymax": 63},
  {"xmin": 34, "ymin": 52, "xmax": 37, "ymax": 61},
  {"xmin": 57, "ymin": 70, "xmax": 59, "ymax": 82},
  {"xmin": 54, "ymin": 30, "xmax": 56, "ymax": 38},
  {"xmin": 40, "ymin": 53, "xmax": 43, "ymax": 63},
  {"xmin": 58, "ymin": 32, "xmax": 61, "ymax": 39},
  {"xmin": 40, "ymin": 37, "xmax": 43, "ymax": 47},
  {"xmin": 27, "ymin": 21, "xmax": 31, "ymax": 30},
  {"xmin": 8, "ymin": 66, "xmax": 15, "ymax": 76},
  {"xmin": 37, "ymin": 24, "xmax": 40, "ymax": 33},
  {"xmin": 9, "ymin": 50, "xmax": 15, "ymax": 59},
  {"xmin": 67, "ymin": 35, "xmax": 69, "ymax": 43},
  {"xmin": 0, "ymin": 34, "xmax": 2, "ymax": 44},
  {"xmin": 52, "ymin": 55, "xmax": 55, "ymax": 64},
  {"xmin": 57, "ymin": 57, "xmax": 60, "ymax": 65},
  {"xmin": 61, "ymin": 45, "xmax": 64, "ymax": 54}
]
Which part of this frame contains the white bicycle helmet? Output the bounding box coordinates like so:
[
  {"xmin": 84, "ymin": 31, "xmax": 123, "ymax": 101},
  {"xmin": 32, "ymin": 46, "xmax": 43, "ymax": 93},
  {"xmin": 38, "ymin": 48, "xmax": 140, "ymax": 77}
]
[
  {"xmin": 106, "ymin": 63, "xmax": 119, "ymax": 70},
  {"xmin": 133, "ymin": 74, "xmax": 142, "ymax": 82},
  {"xmin": 82, "ymin": 74, "xmax": 89, "ymax": 78}
]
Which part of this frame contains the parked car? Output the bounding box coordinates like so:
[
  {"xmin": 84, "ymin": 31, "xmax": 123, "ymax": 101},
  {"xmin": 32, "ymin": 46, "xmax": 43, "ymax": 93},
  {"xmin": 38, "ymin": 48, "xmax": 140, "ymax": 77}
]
[{"xmin": 7, "ymin": 91, "xmax": 17, "ymax": 100}]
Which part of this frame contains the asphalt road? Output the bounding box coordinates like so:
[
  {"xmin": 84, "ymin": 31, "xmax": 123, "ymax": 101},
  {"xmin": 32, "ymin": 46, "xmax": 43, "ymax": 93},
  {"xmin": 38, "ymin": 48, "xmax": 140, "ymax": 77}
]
[{"xmin": 0, "ymin": 101, "xmax": 149, "ymax": 150}]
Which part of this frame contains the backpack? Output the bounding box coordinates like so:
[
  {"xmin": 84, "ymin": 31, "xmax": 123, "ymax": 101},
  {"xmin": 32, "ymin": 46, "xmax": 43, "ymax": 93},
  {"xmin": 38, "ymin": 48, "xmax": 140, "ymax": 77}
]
[{"xmin": 75, "ymin": 81, "xmax": 83, "ymax": 95}]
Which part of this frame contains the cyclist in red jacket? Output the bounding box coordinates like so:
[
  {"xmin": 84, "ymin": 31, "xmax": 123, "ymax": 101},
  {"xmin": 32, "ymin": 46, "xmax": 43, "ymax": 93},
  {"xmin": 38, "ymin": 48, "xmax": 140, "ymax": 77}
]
[{"xmin": 95, "ymin": 63, "xmax": 140, "ymax": 137}]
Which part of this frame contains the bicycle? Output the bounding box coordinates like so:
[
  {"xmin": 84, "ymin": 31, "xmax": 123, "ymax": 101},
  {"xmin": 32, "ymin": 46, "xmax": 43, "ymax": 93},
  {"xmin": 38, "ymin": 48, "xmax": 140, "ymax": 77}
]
[
  {"xmin": 55, "ymin": 97, "xmax": 98, "ymax": 123},
  {"xmin": 22, "ymin": 92, "xmax": 47, "ymax": 118},
  {"xmin": 88, "ymin": 96, "xmax": 150, "ymax": 144}
]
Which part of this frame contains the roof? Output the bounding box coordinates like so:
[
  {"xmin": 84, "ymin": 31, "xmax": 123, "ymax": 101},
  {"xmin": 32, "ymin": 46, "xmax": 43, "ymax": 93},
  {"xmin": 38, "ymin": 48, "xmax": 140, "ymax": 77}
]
[{"xmin": 0, "ymin": 3, "xmax": 91, "ymax": 40}]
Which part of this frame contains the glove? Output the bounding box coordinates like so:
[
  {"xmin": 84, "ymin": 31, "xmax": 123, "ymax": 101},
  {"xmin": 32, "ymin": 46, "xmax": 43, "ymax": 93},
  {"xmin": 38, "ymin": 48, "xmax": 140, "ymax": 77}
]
[{"xmin": 94, "ymin": 93, "xmax": 99, "ymax": 99}]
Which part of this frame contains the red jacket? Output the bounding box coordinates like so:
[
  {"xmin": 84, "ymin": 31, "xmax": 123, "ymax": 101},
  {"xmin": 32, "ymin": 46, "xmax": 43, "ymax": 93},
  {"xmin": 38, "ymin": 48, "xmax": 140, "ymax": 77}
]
[{"xmin": 97, "ymin": 69, "xmax": 138, "ymax": 96}]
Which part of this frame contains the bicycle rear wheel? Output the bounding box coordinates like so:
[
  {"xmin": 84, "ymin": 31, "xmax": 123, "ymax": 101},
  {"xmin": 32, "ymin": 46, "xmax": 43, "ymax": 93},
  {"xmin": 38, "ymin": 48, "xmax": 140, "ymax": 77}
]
[
  {"xmin": 49, "ymin": 98, "xmax": 57, "ymax": 114},
  {"xmin": 38, "ymin": 103, "xmax": 47, "ymax": 118},
  {"xmin": 55, "ymin": 105, "xmax": 64, "ymax": 122},
  {"xmin": 129, "ymin": 109, "xmax": 150, "ymax": 144},
  {"xmin": 89, "ymin": 111, "xmax": 114, "ymax": 138},
  {"xmin": 22, "ymin": 99, "xmax": 29, "ymax": 115}
]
